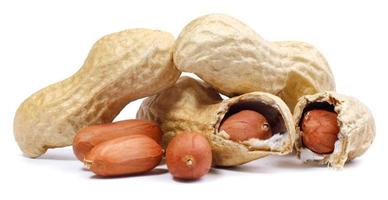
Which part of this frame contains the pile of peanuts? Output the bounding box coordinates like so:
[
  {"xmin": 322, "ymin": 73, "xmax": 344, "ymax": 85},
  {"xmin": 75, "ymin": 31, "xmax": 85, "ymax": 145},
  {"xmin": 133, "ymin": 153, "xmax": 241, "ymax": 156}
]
[{"xmin": 14, "ymin": 14, "xmax": 375, "ymax": 180}]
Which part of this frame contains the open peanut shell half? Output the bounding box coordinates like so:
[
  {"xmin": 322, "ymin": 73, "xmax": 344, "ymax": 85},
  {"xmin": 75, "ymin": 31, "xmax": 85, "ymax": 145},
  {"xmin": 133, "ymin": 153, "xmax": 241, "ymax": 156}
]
[
  {"xmin": 293, "ymin": 91, "xmax": 375, "ymax": 168},
  {"xmin": 137, "ymin": 76, "xmax": 295, "ymax": 166}
]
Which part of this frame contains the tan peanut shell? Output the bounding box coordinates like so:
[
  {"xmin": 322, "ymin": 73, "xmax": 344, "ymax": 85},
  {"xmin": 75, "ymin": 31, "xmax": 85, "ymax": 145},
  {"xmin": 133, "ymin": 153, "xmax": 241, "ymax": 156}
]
[
  {"xmin": 293, "ymin": 91, "xmax": 375, "ymax": 168},
  {"xmin": 137, "ymin": 76, "xmax": 295, "ymax": 166},
  {"xmin": 174, "ymin": 14, "xmax": 335, "ymax": 110},
  {"xmin": 14, "ymin": 29, "xmax": 181, "ymax": 158}
]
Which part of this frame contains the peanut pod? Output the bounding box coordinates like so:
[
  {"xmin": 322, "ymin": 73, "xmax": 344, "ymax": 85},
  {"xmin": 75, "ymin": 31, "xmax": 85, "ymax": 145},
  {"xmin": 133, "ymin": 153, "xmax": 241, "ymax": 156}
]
[
  {"xmin": 137, "ymin": 77, "xmax": 295, "ymax": 166},
  {"xmin": 174, "ymin": 14, "xmax": 335, "ymax": 110},
  {"xmin": 14, "ymin": 29, "xmax": 181, "ymax": 157},
  {"xmin": 293, "ymin": 91, "xmax": 376, "ymax": 168}
]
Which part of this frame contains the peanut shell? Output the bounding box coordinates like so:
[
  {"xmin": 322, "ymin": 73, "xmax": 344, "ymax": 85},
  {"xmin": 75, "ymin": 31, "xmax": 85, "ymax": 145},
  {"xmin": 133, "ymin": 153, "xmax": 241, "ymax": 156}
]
[
  {"xmin": 14, "ymin": 29, "xmax": 181, "ymax": 157},
  {"xmin": 137, "ymin": 76, "xmax": 295, "ymax": 166},
  {"xmin": 293, "ymin": 91, "xmax": 375, "ymax": 168},
  {"xmin": 174, "ymin": 14, "xmax": 335, "ymax": 110}
]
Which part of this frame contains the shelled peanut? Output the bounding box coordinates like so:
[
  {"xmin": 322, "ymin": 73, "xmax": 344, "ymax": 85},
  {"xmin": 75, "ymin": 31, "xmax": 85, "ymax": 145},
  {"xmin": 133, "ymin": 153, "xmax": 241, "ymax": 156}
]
[
  {"xmin": 74, "ymin": 120, "xmax": 213, "ymax": 179},
  {"xmin": 166, "ymin": 132, "xmax": 212, "ymax": 180},
  {"xmin": 300, "ymin": 109, "xmax": 339, "ymax": 154},
  {"xmin": 73, "ymin": 119, "xmax": 162, "ymax": 161},
  {"xmin": 84, "ymin": 135, "xmax": 163, "ymax": 177},
  {"xmin": 219, "ymin": 110, "xmax": 273, "ymax": 142}
]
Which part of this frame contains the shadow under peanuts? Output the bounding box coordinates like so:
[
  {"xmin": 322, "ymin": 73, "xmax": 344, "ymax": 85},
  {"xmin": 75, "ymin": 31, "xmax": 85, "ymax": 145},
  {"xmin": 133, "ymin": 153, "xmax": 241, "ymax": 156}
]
[
  {"xmin": 172, "ymin": 177, "xmax": 200, "ymax": 183},
  {"xmin": 81, "ymin": 167, "xmax": 90, "ymax": 171},
  {"xmin": 171, "ymin": 168, "xmax": 222, "ymax": 183},
  {"xmin": 89, "ymin": 168, "xmax": 168, "ymax": 179},
  {"xmin": 217, "ymin": 163, "xmax": 275, "ymax": 174},
  {"xmin": 272, "ymin": 154, "xmax": 363, "ymax": 169},
  {"xmin": 33, "ymin": 151, "xmax": 77, "ymax": 161},
  {"xmin": 216, "ymin": 155, "xmax": 315, "ymax": 173},
  {"xmin": 27, "ymin": 146, "xmax": 78, "ymax": 161},
  {"xmin": 158, "ymin": 157, "xmax": 166, "ymax": 166},
  {"xmin": 271, "ymin": 154, "xmax": 317, "ymax": 169},
  {"xmin": 342, "ymin": 159, "xmax": 361, "ymax": 168}
]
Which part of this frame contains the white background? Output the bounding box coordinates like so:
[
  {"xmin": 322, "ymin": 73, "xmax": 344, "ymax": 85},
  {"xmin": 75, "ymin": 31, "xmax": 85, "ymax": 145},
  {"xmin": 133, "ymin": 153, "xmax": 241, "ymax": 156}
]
[{"xmin": 1, "ymin": 0, "xmax": 387, "ymax": 199}]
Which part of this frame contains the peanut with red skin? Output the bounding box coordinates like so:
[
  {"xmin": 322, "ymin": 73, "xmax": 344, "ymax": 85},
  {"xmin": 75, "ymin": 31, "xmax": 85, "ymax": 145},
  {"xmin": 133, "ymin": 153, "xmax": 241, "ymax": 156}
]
[
  {"xmin": 84, "ymin": 135, "xmax": 163, "ymax": 177},
  {"xmin": 166, "ymin": 132, "xmax": 212, "ymax": 180},
  {"xmin": 73, "ymin": 119, "xmax": 162, "ymax": 161},
  {"xmin": 220, "ymin": 110, "xmax": 272, "ymax": 142},
  {"xmin": 301, "ymin": 109, "xmax": 339, "ymax": 154}
]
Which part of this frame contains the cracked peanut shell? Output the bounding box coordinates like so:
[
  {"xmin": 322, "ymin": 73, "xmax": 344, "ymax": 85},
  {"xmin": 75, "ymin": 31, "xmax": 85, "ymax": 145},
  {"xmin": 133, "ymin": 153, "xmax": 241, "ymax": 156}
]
[
  {"xmin": 293, "ymin": 91, "xmax": 375, "ymax": 168},
  {"xmin": 137, "ymin": 76, "xmax": 295, "ymax": 166}
]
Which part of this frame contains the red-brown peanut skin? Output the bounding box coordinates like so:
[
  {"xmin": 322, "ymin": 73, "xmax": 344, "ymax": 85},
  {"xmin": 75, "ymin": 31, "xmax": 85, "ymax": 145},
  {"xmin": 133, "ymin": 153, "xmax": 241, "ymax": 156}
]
[
  {"xmin": 84, "ymin": 135, "xmax": 163, "ymax": 177},
  {"xmin": 301, "ymin": 110, "xmax": 339, "ymax": 154},
  {"xmin": 73, "ymin": 119, "xmax": 162, "ymax": 161},
  {"xmin": 166, "ymin": 132, "xmax": 212, "ymax": 180},
  {"xmin": 220, "ymin": 110, "xmax": 272, "ymax": 142}
]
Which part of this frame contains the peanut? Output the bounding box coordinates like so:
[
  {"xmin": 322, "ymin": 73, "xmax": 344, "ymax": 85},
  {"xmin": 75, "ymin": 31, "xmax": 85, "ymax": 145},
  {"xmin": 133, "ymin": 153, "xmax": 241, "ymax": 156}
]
[
  {"xmin": 166, "ymin": 132, "xmax": 212, "ymax": 180},
  {"xmin": 220, "ymin": 110, "xmax": 272, "ymax": 142},
  {"xmin": 14, "ymin": 29, "xmax": 180, "ymax": 158},
  {"xmin": 301, "ymin": 110, "xmax": 339, "ymax": 154},
  {"xmin": 73, "ymin": 119, "xmax": 162, "ymax": 161},
  {"xmin": 294, "ymin": 91, "xmax": 376, "ymax": 168},
  {"xmin": 174, "ymin": 14, "xmax": 335, "ymax": 110},
  {"xmin": 137, "ymin": 76, "xmax": 295, "ymax": 166},
  {"xmin": 84, "ymin": 135, "xmax": 163, "ymax": 177}
]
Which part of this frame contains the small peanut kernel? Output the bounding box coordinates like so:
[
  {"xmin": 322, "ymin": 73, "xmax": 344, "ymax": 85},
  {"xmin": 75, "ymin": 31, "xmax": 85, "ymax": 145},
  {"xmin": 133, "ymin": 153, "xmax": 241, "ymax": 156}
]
[
  {"xmin": 301, "ymin": 109, "xmax": 340, "ymax": 154},
  {"xmin": 220, "ymin": 110, "xmax": 272, "ymax": 142}
]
